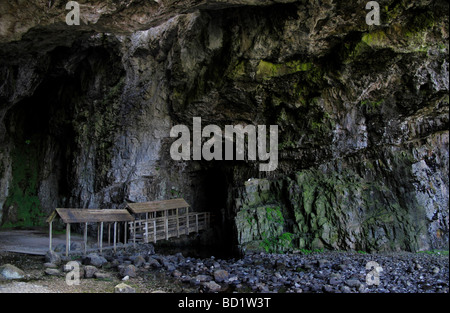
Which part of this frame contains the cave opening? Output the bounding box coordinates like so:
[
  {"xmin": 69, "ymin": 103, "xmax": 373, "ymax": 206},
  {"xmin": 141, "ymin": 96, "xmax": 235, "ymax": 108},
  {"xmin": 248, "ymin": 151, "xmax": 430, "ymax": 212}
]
[
  {"xmin": 183, "ymin": 163, "xmax": 241, "ymax": 259},
  {"xmin": 2, "ymin": 65, "xmax": 78, "ymax": 228},
  {"xmin": 1, "ymin": 44, "xmax": 124, "ymax": 230}
]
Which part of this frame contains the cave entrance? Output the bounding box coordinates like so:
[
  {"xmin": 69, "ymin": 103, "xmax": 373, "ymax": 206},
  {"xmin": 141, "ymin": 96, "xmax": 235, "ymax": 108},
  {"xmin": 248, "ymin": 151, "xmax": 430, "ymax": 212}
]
[
  {"xmin": 1, "ymin": 75, "xmax": 73, "ymax": 228},
  {"xmin": 196, "ymin": 165, "xmax": 240, "ymax": 258},
  {"xmin": 1, "ymin": 44, "xmax": 124, "ymax": 231}
]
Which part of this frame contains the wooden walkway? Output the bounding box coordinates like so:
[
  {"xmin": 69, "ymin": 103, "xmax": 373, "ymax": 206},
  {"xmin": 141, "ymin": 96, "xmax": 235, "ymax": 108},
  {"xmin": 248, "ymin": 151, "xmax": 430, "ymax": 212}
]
[
  {"xmin": 127, "ymin": 198, "xmax": 210, "ymax": 244},
  {"xmin": 46, "ymin": 199, "xmax": 210, "ymax": 255},
  {"xmin": 47, "ymin": 208, "xmax": 134, "ymax": 256}
]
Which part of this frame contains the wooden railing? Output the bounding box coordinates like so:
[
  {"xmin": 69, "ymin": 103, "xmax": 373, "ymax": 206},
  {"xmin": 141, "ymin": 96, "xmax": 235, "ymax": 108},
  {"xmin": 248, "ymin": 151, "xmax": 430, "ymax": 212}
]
[{"xmin": 129, "ymin": 210, "xmax": 210, "ymax": 244}]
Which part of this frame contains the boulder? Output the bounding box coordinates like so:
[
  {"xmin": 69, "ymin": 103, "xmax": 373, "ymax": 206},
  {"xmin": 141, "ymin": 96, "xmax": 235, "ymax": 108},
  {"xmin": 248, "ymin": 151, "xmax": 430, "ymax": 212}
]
[
  {"xmin": 83, "ymin": 253, "xmax": 108, "ymax": 267},
  {"xmin": 0, "ymin": 264, "xmax": 25, "ymax": 280},
  {"xmin": 119, "ymin": 264, "xmax": 137, "ymax": 278},
  {"xmin": 147, "ymin": 257, "xmax": 161, "ymax": 268},
  {"xmin": 84, "ymin": 265, "xmax": 98, "ymax": 278},
  {"xmin": 213, "ymin": 269, "xmax": 229, "ymax": 283},
  {"xmin": 114, "ymin": 283, "xmax": 136, "ymax": 293},
  {"xmin": 43, "ymin": 262, "xmax": 58, "ymax": 268},
  {"xmin": 345, "ymin": 279, "xmax": 362, "ymax": 289},
  {"xmin": 45, "ymin": 250, "xmax": 61, "ymax": 265},
  {"xmin": 133, "ymin": 255, "xmax": 146, "ymax": 267},
  {"xmin": 195, "ymin": 274, "xmax": 212, "ymax": 282},
  {"xmin": 94, "ymin": 272, "xmax": 111, "ymax": 279},
  {"xmin": 202, "ymin": 281, "xmax": 222, "ymax": 293},
  {"xmin": 44, "ymin": 268, "xmax": 61, "ymax": 276}
]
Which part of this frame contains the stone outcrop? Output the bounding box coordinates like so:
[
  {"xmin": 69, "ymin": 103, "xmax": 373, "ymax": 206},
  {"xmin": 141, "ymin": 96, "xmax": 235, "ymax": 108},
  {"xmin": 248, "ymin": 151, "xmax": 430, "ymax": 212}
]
[{"xmin": 0, "ymin": 1, "xmax": 448, "ymax": 252}]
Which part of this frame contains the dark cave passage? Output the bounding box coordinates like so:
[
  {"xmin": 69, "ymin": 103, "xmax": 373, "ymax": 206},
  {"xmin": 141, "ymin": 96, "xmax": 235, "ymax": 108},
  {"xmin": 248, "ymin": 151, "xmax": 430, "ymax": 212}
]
[
  {"xmin": 1, "ymin": 45, "xmax": 125, "ymax": 228},
  {"xmin": 2, "ymin": 75, "xmax": 72, "ymax": 227},
  {"xmin": 191, "ymin": 164, "xmax": 242, "ymax": 258}
]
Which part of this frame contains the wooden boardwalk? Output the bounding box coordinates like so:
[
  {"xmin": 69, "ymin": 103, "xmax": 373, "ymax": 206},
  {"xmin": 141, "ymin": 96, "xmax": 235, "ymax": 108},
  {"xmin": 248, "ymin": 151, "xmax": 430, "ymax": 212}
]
[
  {"xmin": 47, "ymin": 208, "xmax": 134, "ymax": 256},
  {"xmin": 46, "ymin": 199, "xmax": 210, "ymax": 256},
  {"xmin": 127, "ymin": 199, "xmax": 210, "ymax": 244}
]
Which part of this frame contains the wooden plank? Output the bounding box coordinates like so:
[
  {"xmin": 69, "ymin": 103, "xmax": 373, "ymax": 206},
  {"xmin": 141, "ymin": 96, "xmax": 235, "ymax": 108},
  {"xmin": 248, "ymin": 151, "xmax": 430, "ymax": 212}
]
[
  {"xmin": 55, "ymin": 208, "xmax": 134, "ymax": 224},
  {"xmin": 126, "ymin": 198, "xmax": 189, "ymax": 214},
  {"xmin": 46, "ymin": 210, "xmax": 58, "ymax": 223}
]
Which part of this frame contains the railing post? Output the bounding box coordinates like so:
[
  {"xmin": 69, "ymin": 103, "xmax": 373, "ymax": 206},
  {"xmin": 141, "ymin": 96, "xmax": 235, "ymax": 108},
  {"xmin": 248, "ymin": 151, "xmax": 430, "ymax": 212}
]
[
  {"xmin": 84, "ymin": 222, "xmax": 88, "ymax": 255},
  {"xmin": 133, "ymin": 221, "xmax": 136, "ymax": 247},
  {"xmin": 124, "ymin": 221, "xmax": 127, "ymax": 245},
  {"xmin": 108, "ymin": 223, "xmax": 111, "ymax": 246},
  {"xmin": 113, "ymin": 222, "xmax": 117, "ymax": 253},
  {"xmin": 196, "ymin": 214, "xmax": 199, "ymax": 233},
  {"xmin": 186, "ymin": 207, "xmax": 189, "ymax": 235},
  {"xmin": 145, "ymin": 213, "xmax": 149, "ymax": 243},
  {"xmin": 66, "ymin": 223, "xmax": 70, "ymax": 257},
  {"xmin": 165, "ymin": 210, "xmax": 169, "ymax": 240},
  {"xmin": 176, "ymin": 208, "xmax": 180, "ymax": 238},
  {"xmin": 49, "ymin": 221, "xmax": 53, "ymax": 252},
  {"xmin": 153, "ymin": 219, "xmax": 157, "ymax": 243},
  {"xmin": 100, "ymin": 222, "xmax": 104, "ymax": 254}
]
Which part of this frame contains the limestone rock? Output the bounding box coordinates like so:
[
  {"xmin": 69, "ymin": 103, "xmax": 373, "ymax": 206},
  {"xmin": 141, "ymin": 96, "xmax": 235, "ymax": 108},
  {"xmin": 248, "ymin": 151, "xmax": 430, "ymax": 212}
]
[
  {"xmin": 119, "ymin": 264, "xmax": 137, "ymax": 278},
  {"xmin": 202, "ymin": 281, "xmax": 222, "ymax": 293},
  {"xmin": 213, "ymin": 269, "xmax": 229, "ymax": 283},
  {"xmin": 0, "ymin": 0, "xmax": 448, "ymax": 254},
  {"xmin": 114, "ymin": 283, "xmax": 136, "ymax": 293},
  {"xmin": 0, "ymin": 264, "xmax": 25, "ymax": 280},
  {"xmin": 82, "ymin": 253, "xmax": 108, "ymax": 267},
  {"xmin": 45, "ymin": 250, "xmax": 61, "ymax": 266},
  {"xmin": 84, "ymin": 265, "xmax": 98, "ymax": 278},
  {"xmin": 44, "ymin": 268, "xmax": 61, "ymax": 276}
]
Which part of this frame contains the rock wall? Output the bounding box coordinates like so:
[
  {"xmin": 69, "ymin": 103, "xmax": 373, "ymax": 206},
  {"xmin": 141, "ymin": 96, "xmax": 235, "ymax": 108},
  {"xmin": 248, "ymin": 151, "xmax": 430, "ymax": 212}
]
[{"xmin": 0, "ymin": 0, "xmax": 448, "ymax": 252}]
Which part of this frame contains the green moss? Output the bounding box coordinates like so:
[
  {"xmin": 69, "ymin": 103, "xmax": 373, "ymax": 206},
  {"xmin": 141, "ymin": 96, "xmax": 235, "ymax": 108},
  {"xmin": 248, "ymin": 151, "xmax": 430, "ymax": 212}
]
[
  {"xmin": 258, "ymin": 206, "xmax": 293, "ymax": 253},
  {"xmin": 384, "ymin": 2, "xmax": 403, "ymax": 22},
  {"xmin": 417, "ymin": 250, "xmax": 449, "ymax": 256},
  {"xmin": 308, "ymin": 108, "xmax": 334, "ymax": 134},
  {"xmin": 278, "ymin": 139, "xmax": 296, "ymax": 150},
  {"xmin": 358, "ymin": 10, "xmax": 437, "ymax": 53},
  {"xmin": 361, "ymin": 99, "xmax": 384, "ymax": 114},
  {"xmin": 256, "ymin": 60, "xmax": 313, "ymax": 80},
  {"xmin": 260, "ymin": 231, "xmax": 294, "ymax": 253},
  {"xmin": 361, "ymin": 30, "xmax": 389, "ymax": 47},
  {"xmin": 2, "ymin": 138, "xmax": 45, "ymax": 228},
  {"xmin": 227, "ymin": 60, "xmax": 246, "ymax": 79}
]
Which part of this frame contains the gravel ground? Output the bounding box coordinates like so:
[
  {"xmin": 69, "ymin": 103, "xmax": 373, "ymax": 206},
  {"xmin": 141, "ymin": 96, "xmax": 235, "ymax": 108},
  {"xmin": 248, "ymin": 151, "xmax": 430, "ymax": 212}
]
[{"xmin": 0, "ymin": 249, "xmax": 448, "ymax": 293}]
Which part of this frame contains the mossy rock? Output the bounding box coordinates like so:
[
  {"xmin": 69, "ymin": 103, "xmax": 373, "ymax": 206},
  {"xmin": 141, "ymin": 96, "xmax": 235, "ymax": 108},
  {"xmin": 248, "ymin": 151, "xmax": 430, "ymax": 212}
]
[{"xmin": 256, "ymin": 60, "xmax": 313, "ymax": 81}]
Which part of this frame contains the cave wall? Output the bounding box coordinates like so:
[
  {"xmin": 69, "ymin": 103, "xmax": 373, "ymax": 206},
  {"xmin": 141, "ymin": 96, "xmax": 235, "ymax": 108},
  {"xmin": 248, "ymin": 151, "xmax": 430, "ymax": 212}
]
[{"xmin": 0, "ymin": 0, "xmax": 448, "ymax": 252}]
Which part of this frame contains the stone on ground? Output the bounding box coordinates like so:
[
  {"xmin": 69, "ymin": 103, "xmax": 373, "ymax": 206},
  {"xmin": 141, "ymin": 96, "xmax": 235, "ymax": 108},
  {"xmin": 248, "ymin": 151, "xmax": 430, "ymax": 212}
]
[
  {"xmin": 0, "ymin": 264, "xmax": 25, "ymax": 280},
  {"xmin": 114, "ymin": 283, "xmax": 136, "ymax": 293}
]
